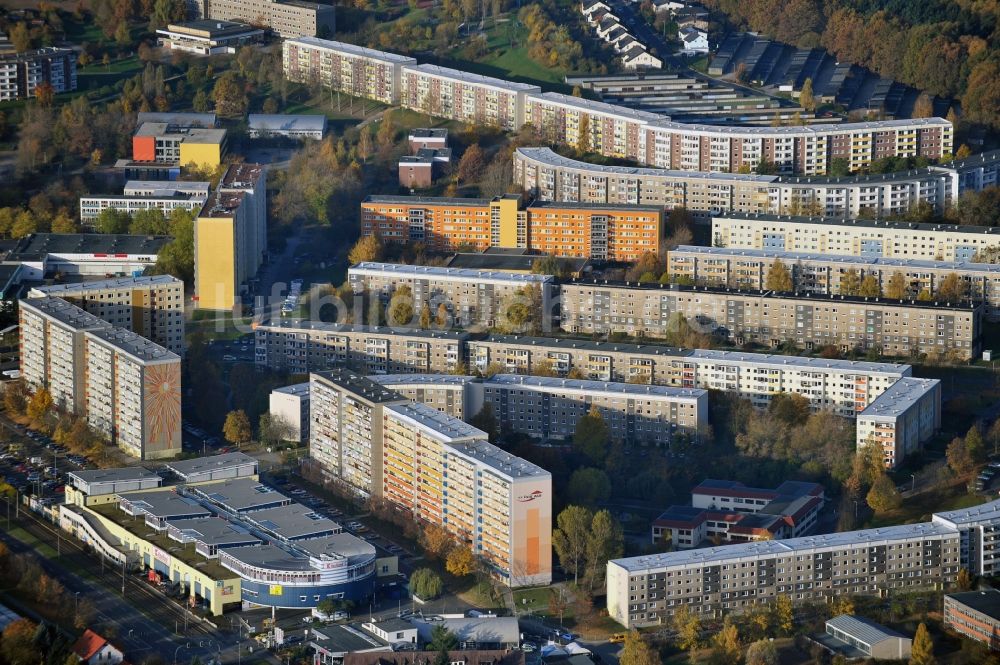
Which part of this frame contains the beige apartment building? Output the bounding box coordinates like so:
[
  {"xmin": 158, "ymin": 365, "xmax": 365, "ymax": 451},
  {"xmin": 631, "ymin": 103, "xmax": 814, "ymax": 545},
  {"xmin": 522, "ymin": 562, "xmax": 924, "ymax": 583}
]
[
  {"xmin": 19, "ymin": 297, "xmax": 181, "ymax": 460},
  {"xmin": 348, "ymin": 261, "xmax": 554, "ymax": 330},
  {"xmin": 712, "ymin": 212, "xmax": 1000, "ymax": 262},
  {"xmin": 205, "ymin": 0, "xmax": 334, "ymax": 37},
  {"xmin": 514, "ymin": 147, "xmax": 1000, "ymax": 220},
  {"xmin": 309, "ymin": 370, "xmax": 552, "ymax": 586},
  {"xmin": 609, "ymin": 499, "xmax": 1000, "ymax": 628},
  {"xmin": 253, "ymin": 321, "xmax": 467, "ymax": 375},
  {"xmin": 282, "ymin": 38, "xmax": 416, "ymax": 105},
  {"xmin": 666, "ymin": 246, "xmax": 1000, "ymax": 320},
  {"xmin": 29, "ymin": 275, "xmax": 185, "ymax": 354},
  {"xmin": 482, "ymin": 374, "xmax": 707, "ymax": 446},
  {"xmin": 371, "ymin": 374, "xmax": 480, "ymax": 419},
  {"xmin": 856, "ymin": 377, "xmax": 941, "ymax": 469},
  {"xmin": 558, "ymin": 281, "xmax": 982, "ymax": 360},
  {"xmin": 83, "ymin": 328, "xmax": 182, "ymax": 460},
  {"xmin": 399, "ymin": 64, "xmax": 539, "ymax": 131}
]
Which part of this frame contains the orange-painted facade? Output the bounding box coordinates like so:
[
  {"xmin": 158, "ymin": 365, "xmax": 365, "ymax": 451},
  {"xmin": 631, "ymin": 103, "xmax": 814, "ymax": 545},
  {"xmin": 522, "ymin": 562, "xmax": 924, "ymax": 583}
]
[{"xmin": 132, "ymin": 135, "xmax": 157, "ymax": 162}]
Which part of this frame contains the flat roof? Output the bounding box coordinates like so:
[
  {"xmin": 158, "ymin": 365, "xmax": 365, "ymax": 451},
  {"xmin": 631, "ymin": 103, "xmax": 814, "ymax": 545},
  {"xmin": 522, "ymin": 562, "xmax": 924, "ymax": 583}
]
[
  {"xmin": 222, "ymin": 543, "xmax": 312, "ymax": 571},
  {"xmin": 826, "ymin": 615, "xmax": 906, "ymax": 646},
  {"xmin": 566, "ymin": 278, "xmax": 982, "ymax": 310},
  {"xmin": 713, "ymin": 211, "xmax": 1000, "ymax": 236},
  {"xmin": 945, "ymin": 589, "xmax": 1000, "ymax": 619},
  {"xmin": 163, "ymin": 19, "xmax": 262, "ymax": 36},
  {"xmin": 134, "ymin": 123, "xmax": 227, "ymax": 144},
  {"xmin": 192, "ymin": 478, "xmax": 291, "ymax": 512},
  {"xmin": 298, "ymin": 532, "xmax": 377, "ymax": 563},
  {"xmin": 68, "ymin": 467, "xmax": 161, "ymax": 485},
  {"xmin": 611, "ymin": 520, "xmax": 957, "ymax": 573},
  {"xmin": 688, "ymin": 349, "xmax": 910, "ymax": 375},
  {"xmin": 385, "ymin": 402, "xmax": 487, "ymax": 442},
  {"xmin": 136, "ymin": 112, "xmax": 216, "ymax": 127},
  {"xmin": 446, "ymin": 252, "xmax": 589, "ymax": 274},
  {"xmin": 485, "ymin": 374, "xmax": 706, "ymax": 401},
  {"xmin": 312, "ymin": 368, "xmax": 406, "ymax": 404},
  {"xmin": 30, "ymin": 275, "xmax": 182, "ymax": 297},
  {"xmin": 409, "ymin": 128, "xmax": 448, "ymax": 139},
  {"xmin": 248, "ymin": 114, "xmax": 327, "ymax": 132},
  {"xmin": 6, "ymin": 234, "xmax": 171, "ymax": 261},
  {"xmin": 123, "ymin": 180, "xmax": 211, "ymax": 195},
  {"xmin": 257, "ymin": 319, "xmax": 469, "ymax": 341},
  {"xmin": 85, "ymin": 328, "xmax": 179, "ymax": 364},
  {"xmin": 167, "ymin": 516, "xmax": 261, "ymax": 547},
  {"xmin": 165, "ymin": 452, "xmax": 257, "ymax": 480},
  {"xmin": 413, "ymin": 617, "xmax": 520, "ymax": 645},
  {"xmin": 372, "ymin": 374, "xmax": 477, "ymax": 388},
  {"xmin": 646, "ymin": 115, "xmax": 950, "ymax": 136},
  {"xmin": 364, "ymin": 194, "xmax": 491, "ymax": 206},
  {"xmin": 244, "ymin": 503, "xmax": 340, "ymax": 540},
  {"xmin": 349, "ymin": 261, "xmax": 553, "ymax": 284},
  {"xmin": 669, "ymin": 245, "xmax": 1000, "ymax": 274},
  {"xmin": 120, "ymin": 491, "xmax": 211, "ymax": 520},
  {"xmin": 446, "ymin": 438, "xmax": 549, "ymax": 479},
  {"xmin": 272, "ymin": 382, "xmax": 310, "ymax": 397},
  {"xmin": 404, "ymin": 63, "xmax": 540, "ymax": 92},
  {"xmin": 528, "ymin": 200, "xmax": 664, "ymax": 213},
  {"xmin": 859, "ymin": 378, "xmax": 940, "ymax": 420},
  {"xmin": 20, "ymin": 297, "xmax": 112, "ymax": 331},
  {"xmin": 221, "ymin": 163, "xmax": 265, "ymax": 189},
  {"xmin": 932, "ymin": 498, "xmax": 1000, "ymax": 527},
  {"xmin": 530, "ymin": 91, "xmax": 662, "ymax": 122},
  {"xmin": 312, "ymin": 624, "xmax": 389, "ymax": 654},
  {"xmin": 284, "ymin": 37, "xmax": 417, "ymax": 64}
]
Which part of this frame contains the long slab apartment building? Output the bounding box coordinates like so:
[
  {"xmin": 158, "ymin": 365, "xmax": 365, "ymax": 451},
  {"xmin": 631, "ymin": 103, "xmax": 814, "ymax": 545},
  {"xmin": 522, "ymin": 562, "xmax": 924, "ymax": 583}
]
[
  {"xmin": 19, "ymin": 296, "xmax": 181, "ymax": 460},
  {"xmin": 712, "ymin": 212, "xmax": 1000, "ymax": 263},
  {"xmin": 0, "ymin": 47, "xmax": 76, "ymax": 101},
  {"xmin": 360, "ymin": 195, "xmax": 664, "ymax": 262},
  {"xmin": 197, "ymin": 0, "xmax": 335, "ymax": 37},
  {"xmin": 513, "ymin": 147, "xmax": 1000, "ymax": 220},
  {"xmin": 560, "ymin": 280, "xmax": 981, "ymax": 360},
  {"xmin": 607, "ymin": 499, "xmax": 1000, "ymax": 628},
  {"xmin": 667, "ymin": 245, "xmax": 1000, "ymax": 321},
  {"xmin": 281, "ymin": 38, "xmax": 954, "ymax": 175},
  {"xmin": 79, "ymin": 181, "xmax": 210, "ymax": 223},
  {"xmin": 310, "ymin": 369, "xmax": 552, "ymax": 587}
]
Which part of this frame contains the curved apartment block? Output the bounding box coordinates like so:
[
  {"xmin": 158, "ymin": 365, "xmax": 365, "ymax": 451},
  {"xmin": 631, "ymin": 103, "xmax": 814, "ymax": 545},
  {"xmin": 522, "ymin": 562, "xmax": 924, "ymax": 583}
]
[
  {"xmin": 281, "ymin": 38, "xmax": 955, "ymax": 175},
  {"xmin": 513, "ymin": 147, "xmax": 1000, "ymax": 219}
]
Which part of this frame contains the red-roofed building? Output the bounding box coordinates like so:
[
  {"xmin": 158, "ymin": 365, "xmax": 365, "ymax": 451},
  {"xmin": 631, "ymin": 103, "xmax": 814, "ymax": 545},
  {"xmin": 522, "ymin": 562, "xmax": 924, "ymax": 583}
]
[
  {"xmin": 652, "ymin": 479, "xmax": 825, "ymax": 549},
  {"xmin": 71, "ymin": 629, "xmax": 124, "ymax": 665}
]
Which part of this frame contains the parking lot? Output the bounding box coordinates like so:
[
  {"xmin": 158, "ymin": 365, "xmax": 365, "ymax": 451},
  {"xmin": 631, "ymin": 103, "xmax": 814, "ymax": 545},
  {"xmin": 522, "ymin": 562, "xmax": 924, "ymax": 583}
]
[{"xmin": 0, "ymin": 418, "xmax": 93, "ymax": 500}]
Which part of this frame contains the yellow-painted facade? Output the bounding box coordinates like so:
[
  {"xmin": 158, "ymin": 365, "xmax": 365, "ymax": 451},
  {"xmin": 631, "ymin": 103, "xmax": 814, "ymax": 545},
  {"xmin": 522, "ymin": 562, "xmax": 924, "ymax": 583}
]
[
  {"xmin": 194, "ymin": 216, "xmax": 236, "ymax": 311},
  {"xmin": 179, "ymin": 141, "xmax": 223, "ymax": 170},
  {"xmin": 490, "ymin": 196, "xmax": 520, "ymax": 248}
]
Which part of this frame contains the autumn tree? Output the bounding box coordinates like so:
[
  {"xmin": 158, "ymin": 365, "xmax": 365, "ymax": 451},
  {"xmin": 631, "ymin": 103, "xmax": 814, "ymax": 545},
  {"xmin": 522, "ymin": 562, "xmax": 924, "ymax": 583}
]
[
  {"xmin": 457, "ymin": 143, "xmax": 486, "ymax": 183},
  {"xmin": 223, "ymin": 409, "xmax": 252, "ymax": 446},
  {"xmin": 348, "ymin": 235, "xmax": 383, "ymax": 265},
  {"xmin": 885, "ymin": 272, "xmax": 908, "ymax": 300},
  {"xmin": 95, "ymin": 207, "xmax": 131, "ymax": 234},
  {"xmin": 26, "ymin": 388, "xmax": 53, "ymax": 431},
  {"xmin": 745, "ymin": 639, "xmax": 778, "ymax": 665},
  {"xmin": 799, "ymin": 77, "xmax": 815, "ymax": 112},
  {"xmin": 867, "ymin": 472, "xmax": 902, "ymax": 513},
  {"xmin": 858, "ymin": 274, "xmax": 881, "ymax": 298},
  {"xmin": 765, "ymin": 260, "xmax": 794, "ymax": 292},
  {"xmin": 936, "ymin": 272, "xmax": 968, "ymax": 302},
  {"xmin": 955, "ymin": 567, "xmax": 974, "ymax": 592},
  {"xmin": 619, "ymin": 631, "xmax": 658, "ymax": 665},
  {"xmin": 946, "ymin": 436, "xmax": 975, "ymax": 476},
  {"xmin": 551, "ymin": 505, "xmax": 592, "ymax": 584},
  {"xmin": 913, "ymin": 93, "xmax": 934, "ymax": 119},
  {"xmin": 839, "ymin": 270, "xmax": 861, "ymax": 296},
  {"xmin": 966, "ymin": 424, "xmax": 986, "ymax": 464},
  {"xmin": 910, "ymin": 622, "xmax": 934, "ymax": 665},
  {"xmin": 771, "ymin": 594, "xmax": 794, "ymax": 635},
  {"xmin": 711, "ymin": 616, "xmax": 741, "ymax": 665},
  {"xmin": 1, "ymin": 618, "xmax": 38, "ymax": 665},
  {"xmin": 212, "ymin": 71, "xmax": 248, "ymax": 117},
  {"xmin": 418, "ymin": 523, "xmax": 454, "ymax": 559},
  {"xmin": 830, "ymin": 594, "xmax": 855, "ymax": 617},
  {"xmin": 584, "ymin": 509, "xmax": 624, "ymax": 591},
  {"xmin": 3, "ymin": 379, "xmax": 29, "ymax": 416},
  {"xmin": 672, "ymin": 604, "xmax": 701, "ymax": 653},
  {"xmin": 445, "ymin": 544, "xmax": 476, "ymax": 577}
]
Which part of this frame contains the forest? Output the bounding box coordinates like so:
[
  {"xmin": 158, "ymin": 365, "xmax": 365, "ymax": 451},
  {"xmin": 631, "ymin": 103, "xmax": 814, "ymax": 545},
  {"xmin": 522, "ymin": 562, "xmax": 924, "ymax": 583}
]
[{"xmin": 701, "ymin": 0, "xmax": 1000, "ymax": 129}]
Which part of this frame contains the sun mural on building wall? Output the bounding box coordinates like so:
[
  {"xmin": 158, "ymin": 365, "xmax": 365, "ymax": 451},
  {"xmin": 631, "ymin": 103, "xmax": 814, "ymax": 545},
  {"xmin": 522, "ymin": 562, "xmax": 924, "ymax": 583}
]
[{"xmin": 144, "ymin": 362, "xmax": 181, "ymax": 449}]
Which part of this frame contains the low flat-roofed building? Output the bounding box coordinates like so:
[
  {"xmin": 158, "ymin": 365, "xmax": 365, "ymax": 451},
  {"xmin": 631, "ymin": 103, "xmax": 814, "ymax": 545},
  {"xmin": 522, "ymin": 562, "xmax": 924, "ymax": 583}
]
[
  {"xmin": 191, "ymin": 477, "xmax": 292, "ymax": 513},
  {"xmin": 270, "ymin": 382, "xmax": 310, "ymax": 443},
  {"xmin": 5, "ymin": 233, "xmax": 171, "ymax": 280},
  {"xmin": 79, "ymin": 189, "xmax": 208, "ymax": 222},
  {"xmin": 156, "ymin": 20, "xmax": 264, "ymax": 56},
  {"xmin": 944, "ymin": 589, "xmax": 1000, "ymax": 650},
  {"xmin": 66, "ymin": 468, "xmax": 163, "ymax": 506},
  {"xmin": 816, "ymin": 615, "xmax": 912, "ymax": 660},
  {"xmin": 136, "ymin": 112, "xmax": 217, "ymax": 127},
  {"xmin": 118, "ymin": 490, "xmax": 211, "ymax": 528},
  {"xmin": 310, "ymin": 624, "xmax": 392, "ymax": 663},
  {"xmin": 165, "ymin": 516, "xmax": 261, "ymax": 557},
  {"xmin": 361, "ymin": 618, "xmax": 418, "ymax": 645},
  {"xmin": 408, "ymin": 128, "xmax": 447, "ymax": 152},
  {"xmin": 411, "ymin": 617, "xmax": 520, "ymax": 650},
  {"xmin": 164, "ymin": 451, "xmax": 259, "ymax": 483},
  {"xmin": 248, "ymin": 114, "xmax": 327, "ymax": 140},
  {"xmin": 445, "ymin": 251, "xmax": 590, "ymax": 276},
  {"xmin": 242, "ymin": 503, "xmax": 341, "ymax": 541}
]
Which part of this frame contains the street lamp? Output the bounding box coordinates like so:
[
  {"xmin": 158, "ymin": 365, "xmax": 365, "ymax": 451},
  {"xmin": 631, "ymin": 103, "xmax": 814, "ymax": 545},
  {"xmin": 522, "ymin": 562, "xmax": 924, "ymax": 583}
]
[
  {"xmin": 911, "ymin": 474, "xmax": 917, "ymax": 492},
  {"xmin": 173, "ymin": 642, "xmax": 192, "ymax": 665},
  {"xmin": 74, "ymin": 591, "xmax": 80, "ymax": 620}
]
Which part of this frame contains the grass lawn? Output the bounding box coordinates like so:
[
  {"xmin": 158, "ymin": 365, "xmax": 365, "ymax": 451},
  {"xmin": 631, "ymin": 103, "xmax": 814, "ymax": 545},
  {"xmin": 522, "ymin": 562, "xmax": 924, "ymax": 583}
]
[
  {"xmin": 479, "ymin": 47, "xmax": 566, "ymax": 86},
  {"xmin": 187, "ymin": 312, "xmax": 255, "ymax": 340},
  {"xmin": 865, "ymin": 479, "xmax": 987, "ymax": 528},
  {"xmin": 513, "ymin": 586, "xmax": 553, "ymax": 613}
]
